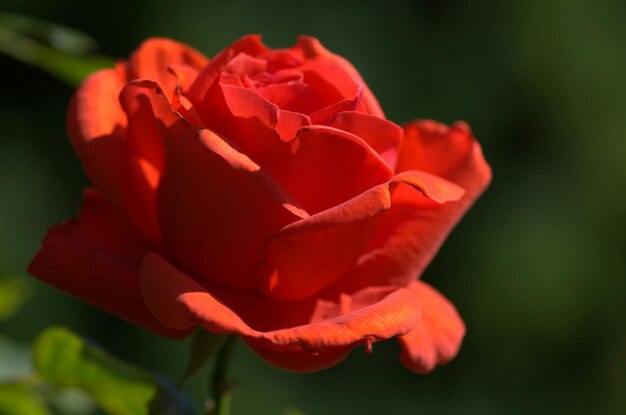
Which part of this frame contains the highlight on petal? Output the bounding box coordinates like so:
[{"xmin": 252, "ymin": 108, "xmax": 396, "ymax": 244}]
[
  {"xmin": 398, "ymin": 281, "xmax": 465, "ymax": 373},
  {"xmin": 68, "ymin": 68, "xmax": 162, "ymax": 240},
  {"xmin": 140, "ymin": 253, "xmax": 422, "ymax": 372},
  {"xmin": 67, "ymin": 67, "xmax": 128, "ymax": 206},
  {"xmin": 115, "ymin": 81, "xmax": 171, "ymax": 240},
  {"xmin": 257, "ymin": 171, "xmax": 464, "ymax": 301},
  {"xmin": 28, "ymin": 189, "xmax": 187, "ymax": 339}
]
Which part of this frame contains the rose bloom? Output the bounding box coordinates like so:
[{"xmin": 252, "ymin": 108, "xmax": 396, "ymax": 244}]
[{"xmin": 30, "ymin": 35, "xmax": 491, "ymax": 373}]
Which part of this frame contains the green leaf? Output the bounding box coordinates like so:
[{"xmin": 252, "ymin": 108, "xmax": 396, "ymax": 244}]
[
  {"xmin": 0, "ymin": 383, "xmax": 50, "ymax": 415},
  {"xmin": 0, "ymin": 12, "xmax": 114, "ymax": 87},
  {"xmin": 32, "ymin": 327, "xmax": 194, "ymax": 415},
  {"xmin": 0, "ymin": 12, "xmax": 98, "ymax": 54},
  {"xmin": 0, "ymin": 277, "xmax": 30, "ymax": 321},
  {"xmin": 179, "ymin": 330, "xmax": 227, "ymax": 387}
]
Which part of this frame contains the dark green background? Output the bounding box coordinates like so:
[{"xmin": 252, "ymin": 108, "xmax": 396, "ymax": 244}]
[{"xmin": 1, "ymin": 0, "xmax": 625, "ymax": 413}]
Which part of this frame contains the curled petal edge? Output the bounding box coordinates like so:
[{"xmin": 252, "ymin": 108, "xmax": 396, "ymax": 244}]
[
  {"xmin": 140, "ymin": 253, "xmax": 422, "ymax": 358},
  {"xmin": 256, "ymin": 171, "xmax": 465, "ymax": 300},
  {"xmin": 398, "ymin": 281, "xmax": 466, "ymax": 374}
]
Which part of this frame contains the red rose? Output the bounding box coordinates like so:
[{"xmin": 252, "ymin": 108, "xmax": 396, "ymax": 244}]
[{"xmin": 29, "ymin": 35, "xmax": 491, "ymax": 373}]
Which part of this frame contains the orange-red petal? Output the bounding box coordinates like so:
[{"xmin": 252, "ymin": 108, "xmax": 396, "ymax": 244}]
[
  {"xmin": 327, "ymin": 111, "xmax": 403, "ymax": 169},
  {"xmin": 339, "ymin": 121, "xmax": 491, "ymax": 290},
  {"xmin": 398, "ymin": 281, "xmax": 465, "ymax": 373},
  {"xmin": 140, "ymin": 253, "xmax": 423, "ymax": 372},
  {"xmin": 294, "ymin": 36, "xmax": 384, "ymax": 118},
  {"xmin": 68, "ymin": 68, "xmax": 164, "ymax": 240},
  {"xmin": 199, "ymin": 75, "xmax": 395, "ymax": 214},
  {"xmin": 28, "ymin": 189, "xmax": 187, "ymax": 339},
  {"xmin": 258, "ymin": 171, "xmax": 464, "ymax": 301},
  {"xmin": 157, "ymin": 123, "xmax": 303, "ymax": 289},
  {"xmin": 67, "ymin": 67, "xmax": 127, "ymax": 205},
  {"xmin": 187, "ymin": 34, "xmax": 269, "ymax": 108},
  {"xmin": 128, "ymin": 37, "xmax": 208, "ymax": 98}
]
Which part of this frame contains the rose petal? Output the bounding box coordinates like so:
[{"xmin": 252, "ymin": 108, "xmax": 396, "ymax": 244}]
[
  {"xmin": 293, "ymin": 63, "xmax": 362, "ymax": 114},
  {"xmin": 328, "ymin": 111, "xmax": 403, "ymax": 169},
  {"xmin": 157, "ymin": 122, "xmax": 303, "ymax": 289},
  {"xmin": 110, "ymin": 79, "xmax": 304, "ymax": 289},
  {"xmin": 268, "ymin": 126, "xmax": 396, "ymax": 214},
  {"xmin": 128, "ymin": 37, "xmax": 208, "ymax": 98},
  {"xmin": 222, "ymin": 52, "xmax": 267, "ymax": 78},
  {"xmin": 397, "ymin": 120, "xmax": 475, "ymax": 179},
  {"xmin": 187, "ymin": 34, "xmax": 269, "ymax": 108},
  {"xmin": 166, "ymin": 64, "xmax": 201, "ymax": 94},
  {"xmin": 140, "ymin": 253, "xmax": 422, "ymax": 371},
  {"xmin": 217, "ymin": 79, "xmax": 312, "ymax": 142},
  {"xmin": 258, "ymin": 48, "xmax": 304, "ymax": 72},
  {"xmin": 294, "ymin": 36, "xmax": 385, "ymax": 118},
  {"xmin": 67, "ymin": 67, "xmax": 127, "ymax": 203},
  {"xmin": 202, "ymin": 77, "xmax": 394, "ymax": 213},
  {"xmin": 115, "ymin": 81, "xmax": 172, "ymax": 239},
  {"xmin": 308, "ymin": 92, "xmax": 362, "ymax": 126},
  {"xmin": 68, "ymin": 68, "xmax": 163, "ymax": 240},
  {"xmin": 28, "ymin": 189, "xmax": 187, "ymax": 338},
  {"xmin": 258, "ymin": 172, "xmax": 464, "ymax": 301},
  {"xmin": 254, "ymin": 80, "xmax": 309, "ymax": 111},
  {"xmin": 398, "ymin": 281, "xmax": 465, "ymax": 373},
  {"xmin": 339, "ymin": 121, "xmax": 491, "ymax": 290},
  {"xmin": 244, "ymin": 342, "xmax": 354, "ymax": 373}
]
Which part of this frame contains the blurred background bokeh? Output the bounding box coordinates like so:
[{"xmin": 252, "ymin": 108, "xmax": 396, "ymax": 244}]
[{"xmin": 1, "ymin": 0, "xmax": 625, "ymax": 414}]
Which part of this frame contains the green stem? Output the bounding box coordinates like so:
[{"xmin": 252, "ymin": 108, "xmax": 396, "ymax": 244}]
[{"xmin": 209, "ymin": 336, "xmax": 237, "ymax": 415}]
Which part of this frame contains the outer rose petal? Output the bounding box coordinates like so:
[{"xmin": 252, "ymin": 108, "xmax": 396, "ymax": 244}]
[
  {"xmin": 398, "ymin": 281, "xmax": 465, "ymax": 373},
  {"xmin": 67, "ymin": 67, "xmax": 127, "ymax": 206},
  {"xmin": 128, "ymin": 37, "xmax": 208, "ymax": 99},
  {"xmin": 28, "ymin": 189, "xmax": 187, "ymax": 339},
  {"xmin": 258, "ymin": 171, "xmax": 465, "ymax": 301},
  {"xmin": 244, "ymin": 343, "xmax": 354, "ymax": 373},
  {"xmin": 140, "ymin": 253, "xmax": 423, "ymax": 372},
  {"xmin": 68, "ymin": 68, "xmax": 162, "ymax": 240},
  {"xmin": 339, "ymin": 120, "xmax": 492, "ymax": 290}
]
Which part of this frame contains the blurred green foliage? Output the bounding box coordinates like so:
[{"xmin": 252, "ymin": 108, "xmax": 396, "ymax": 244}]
[
  {"xmin": 0, "ymin": 12, "xmax": 113, "ymax": 86},
  {"xmin": 0, "ymin": 384, "xmax": 50, "ymax": 415},
  {"xmin": 33, "ymin": 327, "xmax": 158, "ymax": 415},
  {"xmin": 0, "ymin": 327, "xmax": 195, "ymax": 415},
  {"xmin": 0, "ymin": 0, "xmax": 624, "ymax": 414},
  {"xmin": 0, "ymin": 277, "xmax": 30, "ymax": 321}
]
